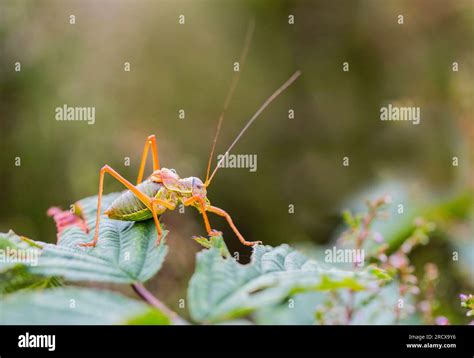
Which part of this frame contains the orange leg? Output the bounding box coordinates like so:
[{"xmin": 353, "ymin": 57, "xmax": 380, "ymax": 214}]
[
  {"xmin": 80, "ymin": 165, "xmax": 159, "ymax": 247},
  {"xmin": 150, "ymin": 197, "xmax": 176, "ymax": 245},
  {"xmin": 183, "ymin": 196, "xmax": 212, "ymax": 234},
  {"xmin": 207, "ymin": 205, "xmax": 261, "ymax": 247},
  {"xmin": 137, "ymin": 135, "xmax": 160, "ymax": 184},
  {"xmin": 183, "ymin": 196, "xmax": 261, "ymax": 247},
  {"xmin": 150, "ymin": 201, "xmax": 163, "ymax": 245},
  {"xmin": 198, "ymin": 198, "xmax": 212, "ymax": 233}
]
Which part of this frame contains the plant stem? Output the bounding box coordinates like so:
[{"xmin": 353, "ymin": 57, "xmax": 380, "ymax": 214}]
[{"xmin": 131, "ymin": 283, "xmax": 183, "ymax": 324}]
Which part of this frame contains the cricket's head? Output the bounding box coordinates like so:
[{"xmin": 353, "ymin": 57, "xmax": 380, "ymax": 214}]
[
  {"xmin": 153, "ymin": 168, "xmax": 207, "ymax": 198},
  {"xmin": 179, "ymin": 176, "xmax": 207, "ymax": 198}
]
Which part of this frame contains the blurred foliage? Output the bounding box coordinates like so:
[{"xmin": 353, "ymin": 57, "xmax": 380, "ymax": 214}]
[{"xmin": 0, "ymin": 286, "xmax": 170, "ymax": 325}]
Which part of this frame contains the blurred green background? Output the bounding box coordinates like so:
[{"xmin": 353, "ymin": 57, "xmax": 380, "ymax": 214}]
[{"xmin": 0, "ymin": 0, "xmax": 472, "ymax": 322}]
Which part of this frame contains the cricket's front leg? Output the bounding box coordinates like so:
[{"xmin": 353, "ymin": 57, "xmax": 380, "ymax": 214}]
[
  {"xmin": 183, "ymin": 196, "xmax": 261, "ymax": 247},
  {"xmin": 182, "ymin": 196, "xmax": 213, "ymax": 234},
  {"xmin": 207, "ymin": 205, "xmax": 262, "ymax": 247}
]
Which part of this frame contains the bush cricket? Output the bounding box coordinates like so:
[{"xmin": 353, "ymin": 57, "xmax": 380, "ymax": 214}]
[{"xmin": 81, "ymin": 23, "xmax": 301, "ymax": 248}]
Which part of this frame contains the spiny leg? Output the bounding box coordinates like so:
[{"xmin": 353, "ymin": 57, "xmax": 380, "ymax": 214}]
[
  {"xmin": 207, "ymin": 205, "xmax": 261, "ymax": 247},
  {"xmin": 80, "ymin": 165, "xmax": 156, "ymax": 247},
  {"xmin": 137, "ymin": 134, "xmax": 160, "ymax": 184}
]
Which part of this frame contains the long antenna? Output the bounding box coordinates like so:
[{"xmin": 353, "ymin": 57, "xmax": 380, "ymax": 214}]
[
  {"xmin": 206, "ymin": 70, "xmax": 302, "ymax": 186},
  {"xmin": 205, "ymin": 19, "xmax": 255, "ymax": 183}
]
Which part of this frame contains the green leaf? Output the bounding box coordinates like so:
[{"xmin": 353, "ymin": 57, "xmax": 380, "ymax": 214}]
[
  {"xmin": 188, "ymin": 241, "xmax": 387, "ymax": 323},
  {"xmin": 0, "ymin": 264, "xmax": 62, "ymax": 295},
  {"xmin": 254, "ymin": 292, "xmax": 326, "ymax": 325},
  {"xmin": 0, "ymin": 231, "xmax": 41, "ymax": 271},
  {"xmin": 0, "ymin": 287, "xmax": 170, "ymax": 325},
  {"xmin": 0, "ymin": 231, "xmax": 62, "ymax": 295},
  {"xmin": 31, "ymin": 193, "xmax": 168, "ymax": 283},
  {"xmin": 125, "ymin": 309, "xmax": 172, "ymax": 325},
  {"xmin": 367, "ymin": 265, "xmax": 393, "ymax": 281},
  {"xmin": 193, "ymin": 234, "xmax": 230, "ymax": 258}
]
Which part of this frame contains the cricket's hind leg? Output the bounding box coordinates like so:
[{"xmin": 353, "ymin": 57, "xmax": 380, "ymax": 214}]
[
  {"xmin": 137, "ymin": 134, "xmax": 160, "ymax": 184},
  {"xmin": 80, "ymin": 165, "xmax": 164, "ymax": 247}
]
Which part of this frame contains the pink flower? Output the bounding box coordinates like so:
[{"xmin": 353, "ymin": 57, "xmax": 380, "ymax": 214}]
[
  {"xmin": 435, "ymin": 316, "xmax": 449, "ymax": 325},
  {"xmin": 373, "ymin": 232, "xmax": 384, "ymax": 243}
]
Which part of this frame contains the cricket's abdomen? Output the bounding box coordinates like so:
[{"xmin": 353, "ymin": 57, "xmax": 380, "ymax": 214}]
[{"xmin": 104, "ymin": 180, "xmax": 163, "ymax": 221}]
